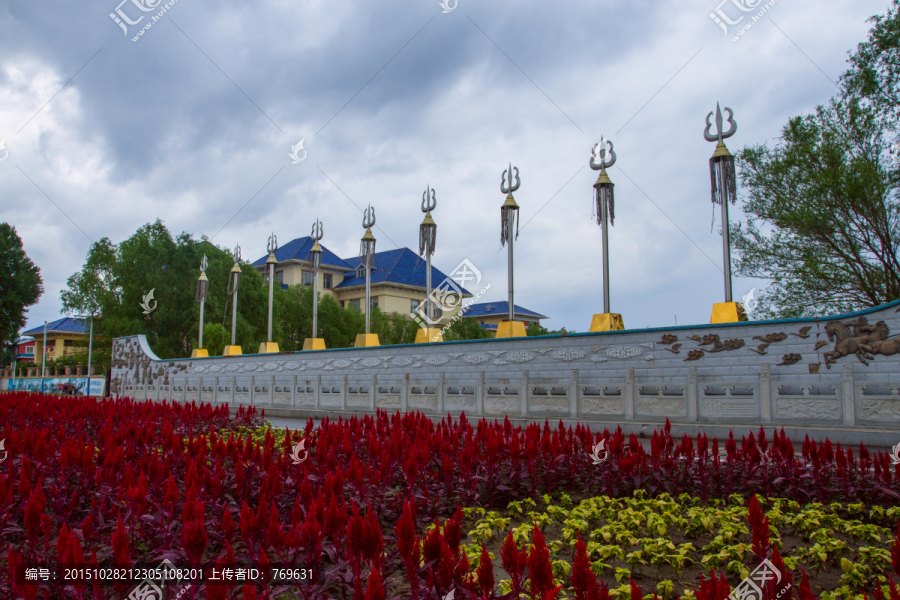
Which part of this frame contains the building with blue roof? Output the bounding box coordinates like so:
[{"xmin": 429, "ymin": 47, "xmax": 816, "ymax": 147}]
[
  {"xmin": 22, "ymin": 317, "xmax": 91, "ymax": 369},
  {"xmin": 460, "ymin": 301, "xmax": 548, "ymax": 333},
  {"xmin": 253, "ymin": 237, "xmax": 476, "ymax": 324}
]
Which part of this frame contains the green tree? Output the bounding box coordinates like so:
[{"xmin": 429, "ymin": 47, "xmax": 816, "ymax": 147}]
[
  {"xmin": 203, "ymin": 323, "xmax": 229, "ymax": 357},
  {"xmin": 732, "ymin": 2, "xmax": 900, "ymax": 318},
  {"xmin": 526, "ymin": 323, "xmax": 573, "ymax": 336},
  {"xmin": 0, "ymin": 224, "xmax": 43, "ymax": 366},
  {"xmin": 370, "ymin": 308, "xmax": 418, "ymax": 345},
  {"xmin": 442, "ymin": 317, "xmax": 493, "ymax": 341},
  {"xmin": 62, "ymin": 220, "xmax": 269, "ymax": 359}
]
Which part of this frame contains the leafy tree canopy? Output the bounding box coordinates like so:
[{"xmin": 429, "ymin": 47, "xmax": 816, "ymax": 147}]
[{"xmin": 0, "ymin": 223, "xmax": 43, "ymax": 364}]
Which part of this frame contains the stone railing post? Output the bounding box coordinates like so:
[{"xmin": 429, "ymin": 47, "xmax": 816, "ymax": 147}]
[
  {"xmin": 520, "ymin": 370, "xmax": 529, "ymax": 418},
  {"xmin": 569, "ymin": 369, "xmax": 579, "ymax": 419},
  {"xmin": 370, "ymin": 374, "xmax": 377, "ymax": 411},
  {"xmin": 402, "ymin": 373, "xmax": 409, "ymax": 413},
  {"xmin": 687, "ymin": 366, "xmax": 699, "ymax": 421},
  {"xmin": 315, "ymin": 375, "xmax": 322, "ymax": 410},
  {"xmin": 231, "ymin": 376, "xmax": 236, "ymax": 405},
  {"xmin": 291, "ymin": 375, "xmax": 297, "ymax": 407},
  {"xmin": 269, "ymin": 374, "xmax": 275, "ymax": 407},
  {"xmin": 214, "ymin": 376, "xmax": 219, "ymax": 404},
  {"xmin": 759, "ymin": 363, "xmax": 772, "ymax": 422},
  {"xmin": 477, "ymin": 371, "xmax": 485, "ymax": 416},
  {"xmin": 625, "ymin": 367, "xmax": 635, "ymax": 420},
  {"xmin": 842, "ymin": 363, "xmax": 855, "ymax": 425},
  {"xmin": 438, "ymin": 371, "xmax": 445, "ymax": 414},
  {"xmin": 250, "ymin": 375, "xmax": 255, "ymax": 405},
  {"xmin": 341, "ymin": 374, "xmax": 348, "ymax": 410}
]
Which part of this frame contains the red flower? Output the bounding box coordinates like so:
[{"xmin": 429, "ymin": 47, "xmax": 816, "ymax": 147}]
[
  {"xmin": 182, "ymin": 518, "xmax": 208, "ymax": 564},
  {"xmin": 796, "ymin": 571, "xmax": 815, "ymax": 600},
  {"xmin": 527, "ymin": 526, "xmax": 557, "ymax": 598},
  {"xmin": 500, "ymin": 529, "xmax": 527, "ymax": 594},
  {"xmin": 629, "ymin": 579, "xmax": 642, "ymax": 600},
  {"xmin": 891, "ymin": 522, "xmax": 900, "ymax": 577},
  {"xmin": 696, "ymin": 570, "xmax": 730, "ymax": 600},
  {"xmin": 364, "ymin": 567, "xmax": 385, "ymax": 600},
  {"xmin": 112, "ymin": 514, "xmax": 130, "ymax": 565},
  {"xmin": 395, "ymin": 500, "xmax": 416, "ymax": 559},
  {"xmin": 23, "ymin": 486, "xmax": 46, "ymax": 539},
  {"xmin": 477, "ymin": 543, "xmax": 494, "ymax": 595},
  {"xmin": 571, "ymin": 533, "xmax": 600, "ymax": 600},
  {"xmin": 748, "ymin": 495, "xmax": 770, "ymax": 562},
  {"xmin": 222, "ymin": 505, "xmax": 236, "ymax": 540}
]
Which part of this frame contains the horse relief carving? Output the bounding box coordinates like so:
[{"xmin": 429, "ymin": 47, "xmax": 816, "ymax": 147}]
[{"xmin": 824, "ymin": 317, "xmax": 900, "ymax": 367}]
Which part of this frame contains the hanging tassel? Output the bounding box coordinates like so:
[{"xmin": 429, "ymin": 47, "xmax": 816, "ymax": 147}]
[
  {"xmin": 594, "ymin": 182, "xmax": 615, "ymax": 227},
  {"xmin": 500, "ymin": 206, "xmax": 519, "ymax": 246},
  {"xmin": 419, "ymin": 222, "xmax": 436, "ymax": 257},
  {"xmin": 709, "ymin": 155, "xmax": 737, "ymax": 205},
  {"xmin": 226, "ymin": 271, "xmax": 241, "ymax": 295},
  {"xmin": 195, "ymin": 278, "xmax": 208, "ymax": 303},
  {"xmin": 360, "ymin": 239, "xmax": 376, "ymax": 269}
]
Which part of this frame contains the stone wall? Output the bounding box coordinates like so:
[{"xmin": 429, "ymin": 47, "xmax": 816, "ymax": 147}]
[{"xmin": 109, "ymin": 300, "xmax": 900, "ymax": 447}]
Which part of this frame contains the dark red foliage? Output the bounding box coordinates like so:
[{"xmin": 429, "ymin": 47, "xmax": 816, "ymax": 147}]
[
  {"xmin": 749, "ymin": 494, "xmax": 771, "ymax": 562},
  {"xmin": 697, "ymin": 570, "xmax": 731, "ymax": 600}
]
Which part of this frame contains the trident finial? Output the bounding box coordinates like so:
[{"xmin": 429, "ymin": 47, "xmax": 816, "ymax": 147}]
[
  {"xmin": 233, "ymin": 244, "xmax": 241, "ymax": 262},
  {"xmin": 310, "ymin": 219, "xmax": 323, "ymax": 241},
  {"xmin": 704, "ymin": 103, "xmax": 738, "ymax": 143},
  {"xmin": 200, "ymin": 254, "xmax": 208, "ymax": 273},
  {"xmin": 501, "ymin": 163, "xmax": 521, "ymax": 194},
  {"xmin": 422, "ymin": 185, "xmax": 437, "ymax": 213},
  {"xmin": 267, "ymin": 232, "xmax": 278, "ymax": 254},
  {"xmin": 363, "ymin": 204, "xmax": 376, "ymax": 229},
  {"xmin": 590, "ymin": 136, "xmax": 617, "ymax": 172}
]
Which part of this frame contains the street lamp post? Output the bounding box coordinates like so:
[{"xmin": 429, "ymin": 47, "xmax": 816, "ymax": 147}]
[
  {"xmin": 224, "ymin": 245, "xmax": 244, "ymax": 356},
  {"xmin": 415, "ymin": 186, "xmax": 442, "ymax": 343},
  {"xmin": 588, "ymin": 136, "xmax": 625, "ymax": 332},
  {"xmin": 260, "ymin": 234, "xmax": 280, "ymax": 354},
  {"xmin": 497, "ymin": 164, "xmax": 526, "ymax": 338},
  {"xmin": 355, "ymin": 205, "xmax": 380, "ymax": 347},
  {"xmin": 303, "ymin": 220, "xmax": 327, "ymax": 351},
  {"xmin": 704, "ymin": 103, "xmax": 748, "ymax": 324},
  {"xmin": 192, "ymin": 255, "xmax": 210, "ymax": 358}
]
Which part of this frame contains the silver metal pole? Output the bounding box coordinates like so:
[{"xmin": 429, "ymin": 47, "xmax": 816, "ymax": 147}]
[
  {"xmin": 267, "ymin": 262, "xmax": 274, "ymax": 342},
  {"xmin": 719, "ymin": 165, "xmax": 733, "ymax": 303},
  {"xmin": 231, "ymin": 273, "xmax": 238, "ymax": 346},
  {"xmin": 507, "ymin": 209, "xmax": 515, "ymax": 322},
  {"xmin": 87, "ymin": 315, "xmax": 93, "ymax": 395},
  {"xmin": 313, "ymin": 270, "xmax": 319, "ymax": 339},
  {"xmin": 426, "ymin": 252, "xmax": 432, "ymax": 322},
  {"xmin": 365, "ymin": 264, "xmax": 371, "ymax": 334},
  {"xmin": 41, "ymin": 321, "xmax": 47, "ymax": 378},
  {"xmin": 601, "ymin": 196, "xmax": 610, "ymax": 314},
  {"xmin": 198, "ymin": 297, "xmax": 205, "ymax": 348}
]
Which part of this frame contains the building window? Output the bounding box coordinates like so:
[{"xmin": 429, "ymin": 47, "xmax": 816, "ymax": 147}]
[
  {"xmin": 349, "ymin": 299, "xmax": 361, "ymax": 311},
  {"xmin": 370, "ymin": 297, "xmax": 379, "ymax": 311},
  {"xmin": 434, "ymin": 306, "xmax": 442, "ymax": 319},
  {"xmin": 411, "ymin": 299, "xmax": 421, "ymax": 313},
  {"xmin": 357, "ymin": 266, "xmax": 366, "ymax": 279},
  {"xmin": 275, "ymin": 271, "xmax": 283, "ymax": 284},
  {"xmin": 323, "ymin": 273, "xmax": 333, "ymax": 289},
  {"xmin": 301, "ymin": 271, "xmax": 314, "ymax": 286}
]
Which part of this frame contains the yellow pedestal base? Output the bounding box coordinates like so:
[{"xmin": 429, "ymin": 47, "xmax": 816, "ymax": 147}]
[
  {"xmin": 354, "ymin": 334, "xmax": 381, "ymax": 347},
  {"xmin": 302, "ymin": 338, "xmax": 326, "ymax": 351},
  {"xmin": 496, "ymin": 321, "xmax": 527, "ymax": 338},
  {"xmin": 589, "ymin": 313, "xmax": 625, "ymax": 332},
  {"xmin": 258, "ymin": 342, "xmax": 280, "ymax": 354},
  {"xmin": 190, "ymin": 349, "xmax": 209, "ymax": 358},
  {"xmin": 415, "ymin": 328, "xmax": 443, "ymax": 343},
  {"xmin": 223, "ymin": 345, "xmax": 243, "ymax": 356},
  {"xmin": 710, "ymin": 301, "xmax": 749, "ymax": 324}
]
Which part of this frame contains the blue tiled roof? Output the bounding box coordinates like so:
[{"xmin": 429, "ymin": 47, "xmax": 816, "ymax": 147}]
[
  {"xmin": 252, "ymin": 237, "xmax": 352, "ymax": 270},
  {"xmin": 463, "ymin": 301, "xmax": 547, "ymax": 319},
  {"xmin": 22, "ymin": 317, "xmax": 90, "ymax": 336},
  {"xmin": 336, "ymin": 248, "xmax": 472, "ymax": 295}
]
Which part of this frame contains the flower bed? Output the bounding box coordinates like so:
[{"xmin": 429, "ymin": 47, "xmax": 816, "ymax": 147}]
[{"xmin": 0, "ymin": 391, "xmax": 898, "ymax": 599}]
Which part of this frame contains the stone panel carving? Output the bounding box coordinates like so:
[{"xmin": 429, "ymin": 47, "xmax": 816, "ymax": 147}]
[
  {"xmin": 605, "ymin": 347, "xmax": 643, "ymax": 359},
  {"xmin": 295, "ymin": 395, "xmax": 315, "ymax": 407},
  {"xmin": 701, "ymin": 397, "xmax": 758, "ymax": 419},
  {"xmin": 463, "ymin": 354, "xmax": 490, "ymax": 365},
  {"xmin": 485, "ymin": 397, "xmax": 520, "ymax": 413},
  {"xmin": 530, "ymin": 397, "xmax": 568, "ymax": 413},
  {"xmin": 426, "ymin": 355, "xmax": 450, "ymax": 366},
  {"xmin": 391, "ymin": 357, "xmax": 414, "ymax": 367},
  {"xmin": 859, "ymin": 398, "xmax": 900, "ymax": 421},
  {"xmin": 409, "ymin": 395, "xmax": 437, "ymax": 411},
  {"xmin": 360, "ymin": 358, "xmax": 382, "ymax": 368},
  {"xmin": 775, "ymin": 397, "xmax": 840, "ymax": 420},
  {"xmin": 331, "ymin": 359, "xmax": 352, "ymax": 369},
  {"xmin": 307, "ymin": 361, "xmax": 326, "ymax": 369},
  {"xmin": 636, "ymin": 397, "xmax": 686, "ymax": 417},
  {"xmin": 507, "ymin": 352, "xmax": 536, "ymax": 363},
  {"xmin": 552, "ymin": 349, "xmax": 586, "ymax": 361},
  {"xmin": 581, "ymin": 397, "xmax": 624, "ymax": 414},
  {"xmin": 377, "ymin": 396, "xmax": 401, "ymax": 408}
]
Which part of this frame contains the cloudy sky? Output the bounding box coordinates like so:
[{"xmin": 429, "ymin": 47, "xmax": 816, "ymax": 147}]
[{"xmin": 0, "ymin": 0, "xmax": 888, "ymax": 336}]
